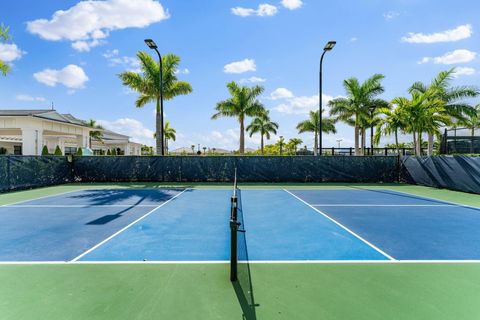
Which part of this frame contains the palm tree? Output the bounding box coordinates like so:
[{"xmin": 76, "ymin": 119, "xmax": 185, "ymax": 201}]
[
  {"xmin": 287, "ymin": 138, "xmax": 303, "ymax": 155},
  {"xmin": 457, "ymin": 104, "xmax": 480, "ymax": 153},
  {"xmin": 246, "ymin": 111, "xmax": 279, "ymax": 155},
  {"xmin": 296, "ymin": 110, "xmax": 336, "ymax": 155},
  {"xmin": 212, "ymin": 81, "xmax": 266, "ymax": 154},
  {"xmin": 163, "ymin": 121, "xmax": 176, "ymax": 154},
  {"xmin": 329, "ymin": 74, "xmax": 387, "ymax": 155},
  {"xmin": 392, "ymin": 92, "xmax": 450, "ymax": 155},
  {"xmin": 119, "ymin": 52, "xmax": 192, "ymax": 155},
  {"xmin": 409, "ymin": 69, "xmax": 479, "ymax": 155},
  {"xmin": 374, "ymin": 104, "xmax": 407, "ymax": 155},
  {"xmin": 86, "ymin": 119, "xmax": 103, "ymax": 148}
]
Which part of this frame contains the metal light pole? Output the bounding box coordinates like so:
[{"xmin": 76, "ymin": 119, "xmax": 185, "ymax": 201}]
[
  {"xmin": 144, "ymin": 39, "xmax": 164, "ymax": 156},
  {"xmin": 336, "ymin": 139, "xmax": 343, "ymax": 149},
  {"xmin": 319, "ymin": 41, "xmax": 336, "ymax": 156},
  {"xmin": 369, "ymin": 106, "xmax": 376, "ymax": 155}
]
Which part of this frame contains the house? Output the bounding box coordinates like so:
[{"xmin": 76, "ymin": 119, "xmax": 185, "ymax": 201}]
[
  {"xmin": 91, "ymin": 129, "xmax": 142, "ymax": 156},
  {"xmin": 0, "ymin": 109, "xmax": 142, "ymax": 156}
]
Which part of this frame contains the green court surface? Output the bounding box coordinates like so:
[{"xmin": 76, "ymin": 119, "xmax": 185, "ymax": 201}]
[
  {"xmin": 1, "ymin": 263, "xmax": 480, "ymax": 320},
  {"xmin": 1, "ymin": 183, "xmax": 480, "ymax": 319}
]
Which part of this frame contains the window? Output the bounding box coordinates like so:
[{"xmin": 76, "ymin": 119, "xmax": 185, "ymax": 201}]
[
  {"xmin": 64, "ymin": 147, "xmax": 77, "ymax": 155},
  {"xmin": 14, "ymin": 145, "xmax": 22, "ymax": 155}
]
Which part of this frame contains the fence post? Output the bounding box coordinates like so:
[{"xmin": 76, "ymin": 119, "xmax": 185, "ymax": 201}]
[
  {"xmin": 349, "ymin": 147, "xmax": 353, "ymax": 156},
  {"xmin": 331, "ymin": 147, "xmax": 334, "ymax": 155}
]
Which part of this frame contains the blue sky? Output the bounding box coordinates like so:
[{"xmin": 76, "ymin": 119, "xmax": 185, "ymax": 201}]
[{"xmin": 0, "ymin": 0, "xmax": 479, "ymax": 150}]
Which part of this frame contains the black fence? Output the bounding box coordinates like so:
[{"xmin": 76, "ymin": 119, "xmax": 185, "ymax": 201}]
[
  {"xmin": 320, "ymin": 147, "xmax": 427, "ymax": 156},
  {"xmin": 73, "ymin": 156, "xmax": 399, "ymax": 183},
  {"xmin": 440, "ymin": 127, "xmax": 480, "ymax": 154},
  {"xmin": 2, "ymin": 155, "xmax": 479, "ymax": 195},
  {"xmin": 0, "ymin": 156, "xmax": 73, "ymax": 192},
  {"xmin": 401, "ymin": 156, "xmax": 480, "ymax": 194}
]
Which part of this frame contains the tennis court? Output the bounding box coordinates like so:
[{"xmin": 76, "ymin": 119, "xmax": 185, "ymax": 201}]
[{"xmin": 1, "ymin": 183, "xmax": 480, "ymax": 319}]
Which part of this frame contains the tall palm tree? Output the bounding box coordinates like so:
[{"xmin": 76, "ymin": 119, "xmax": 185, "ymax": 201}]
[
  {"xmin": 86, "ymin": 119, "xmax": 103, "ymax": 148},
  {"xmin": 409, "ymin": 68, "xmax": 479, "ymax": 155},
  {"xmin": 164, "ymin": 121, "xmax": 176, "ymax": 154},
  {"xmin": 374, "ymin": 106, "xmax": 405, "ymax": 155},
  {"xmin": 119, "ymin": 52, "xmax": 192, "ymax": 155},
  {"xmin": 212, "ymin": 81, "xmax": 266, "ymax": 154},
  {"xmin": 457, "ymin": 104, "xmax": 480, "ymax": 153},
  {"xmin": 246, "ymin": 111, "xmax": 279, "ymax": 155},
  {"xmin": 329, "ymin": 74, "xmax": 387, "ymax": 155},
  {"xmin": 296, "ymin": 110, "xmax": 336, "ymax": 155}
]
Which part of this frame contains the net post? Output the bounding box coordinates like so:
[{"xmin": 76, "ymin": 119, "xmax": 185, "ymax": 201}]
[{"xmin": 230, "ymin": 195, "xmax": 238, "ymax": 282}]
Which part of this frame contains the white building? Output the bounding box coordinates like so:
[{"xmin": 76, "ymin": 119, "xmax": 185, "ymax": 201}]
[{"xmin": 0, "ymin": 109, "xmax": 142, "ymax": 156}]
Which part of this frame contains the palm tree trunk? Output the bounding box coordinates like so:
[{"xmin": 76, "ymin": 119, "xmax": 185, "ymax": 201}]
[
  {"xmin": 472, "ymin": 128, "xmax": 475, "ymax": 153},
  {"xmin": 416, "ymin": 132, "xmax": 422, "ymax": 156},
  {"xmin": 314, "ymin": 130, "xmax": 318, "ymax": 156},
  {"xmin": 155, "ymin": 98, "xmax": 163, "ymax": 156},
  {"xmin": 354, "ymin": 125, "xmax": 360, "ymax": 156},
  {"xmin": 427, "ymin": 133, "xmax": 434, "ymax": 156},
  {"xmin": 413, "ymin": 132, "xmax": 417, "ymax": 156},
  {"xmin": 395, "ymin": 130, "xmax": 400, "ymax": 156},
  {"xmin": 361, "ymin": 129, "xmax": 366, "ymax": 156},
  {"xmin": 261, "ymin": 134, "xmax": 264, "ymax": 155},
  {"xmin": 239, "ymin": 117, "xmax": 245, "ymax": 154}
]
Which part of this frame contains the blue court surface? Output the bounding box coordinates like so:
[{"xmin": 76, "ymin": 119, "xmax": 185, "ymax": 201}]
[{"xmin": 0, "ymin": 187, "xmax": 479, "ymax": 262}]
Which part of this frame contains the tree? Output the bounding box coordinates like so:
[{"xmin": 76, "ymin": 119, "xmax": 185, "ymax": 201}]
[
  {"xmin": 111, "ymin": 148, "xmax": 117, "ymax": 156},
  {"xmin": 374, "ymin": 106, "xmax": 405, "ymax": 155},
  {"xmin": 409, "ymin": 69, "xmax": 479, "ymax": 155},
  {"xmin": 296, "ymin": 110, "xmax": 336, "ymax": 155},
  {"xmin": 86, "ymin": 119, "xmax": 103, "ymax": 148},
  {"xmin": 54, "ymin": 146, "xmax": 63, "ymax": 156},
  {"xmin": 391, "ymin": 92, "xmax": 450, "ymax": 155},
  {"xmin": 76, "ymin": 148, "xmax": 83, "ymax": 156},
  {"xmin": 246, "ymin": 111, "xmax": 279, "ymax": 155},
  {"xmin": 276, "ymin": 136, "xmax": 286, "ymax": 155},
  {"xmin": 107, "ymin": 149, "xmax": 111, "ymax": 156},
  {"xmin": 212, "ymin": 81, "xmax": 266, "ymax": 154},
  {"xmin": 41, "ymin": 145, "xmax": 49, "ymax": 156},
  {"xmin": 164, "ymin": 121, "xmax": 176, "ymax": 154},
  {"xmin": 458, "ymin": 104, "xmax": 480, "ymax": 153},
  {"xmin": 329, "ymin": 74, "xmax": 387, "ymax": 155},
  {"xmin": 286, "ymin": 138, "xmax": 303, "ymax": 155},
  {"xmin": 0, "ymin": 24, "xmax": 11, "ymax": 76},
  {"xmin": 119, "ymin": 52, "xmax": 192, "ymax": 155}
]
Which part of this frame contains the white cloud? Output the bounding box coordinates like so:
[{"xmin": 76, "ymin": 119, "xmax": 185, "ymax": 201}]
[
  {"xmin": 240, "ymin": 76, "xmax": 266, "ymax": 84},
  {"xmin": 272, "ymin": 88, "xmax": 336, "ymax": 114},
  {"xmin": 270, "ymin": 88, "xmax": 294, "ymax": 100},
  {"xmin": 281, "ymin": 0, "xmax": 303, "ymax": 10},
  {"xmin": 26, "ymin": 0, "xmax": 169, "ymax": 52},
  {"xmin": 224, "ymin": 58, "xmax": 256, "ymax": 74},
  {"xmin": 402, "ymin": 24, "xmax": 472, "ymax": 44},
  {"xmin": 418, "ymin": 49, "xmax": 477, "ymax": 65},
  {"xmin": 16, "ymin": 94, "xmax": 46, "ymax": 102},
  {"xmin": 0, "ymin": 43, "xmax": 26, "ymax": 62},
  {"xmin": 33, "ymin": 64, "xmax": 89, "ymax": 89},
  {"xmin": 97, "ymin": 118, "xmax": 154, "ymax": 146},
  {"xmin": 383, "ymin": 11, "xmax": 400, "ymax": 20},
  {"xmin": 350, "ymin": 37, "xmax": 358, "ymax": 42},
  {"xmin": 175, "ymin": 68, "xmax": 190, "ymax": 75},
  {"xmin": 232, "ymin": 4, "xmax": 278, "ymax": 17},
  {"xmin": 453, "ymin": 67, "xmax": 476, "ymax": 77},
  {"xmin": 103, "ymin": 49, "xmax": 141, "ymax": 72}
]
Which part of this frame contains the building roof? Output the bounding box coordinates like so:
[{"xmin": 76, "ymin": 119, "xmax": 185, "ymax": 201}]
[{"xmin": 0, "ymin": 109, "xmax": 91, "ymax": 128}]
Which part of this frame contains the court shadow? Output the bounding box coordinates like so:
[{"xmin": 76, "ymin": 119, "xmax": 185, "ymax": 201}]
[
  {"xmin": 71, "ymin": 188, "xmax": 187, "ymax": 206},
  {"xmin": 232, "ymin": 278, "xmax": 258, "ymax": 320}
]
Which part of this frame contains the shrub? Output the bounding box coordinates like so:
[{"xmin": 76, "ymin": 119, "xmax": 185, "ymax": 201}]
[
  {"xmin": 41, "ymin": 145, "xmax": 50, "ymax": 155},
  {"xmin": 111, "ymin": 148, "xmax": 117, "ymax": 156},
  {"xmin": 76, "ymin": 148, "xmax": 83, "ymax": 156},
  {"xmin": 0, "ymin": 147, "xmax": 7, "ymax": 155},
  {"xmin": 54, "ymin": 146, "xmax": 63, "ymax": 156},
  {"xmin": 107, "ymin": 149, "xmax": 111, "ymax": 155}
]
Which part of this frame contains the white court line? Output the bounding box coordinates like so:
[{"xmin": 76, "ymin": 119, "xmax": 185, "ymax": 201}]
[
  {"xmin": 283, "ymin": 189, "xmax": 396, "ymax": 261},
  {"xmin": 0, "ymin": 189, "xmax": 82, "ymax": 207},
  {"xmin": 310, "ymin": 204, "xmax": 454, "ymax": 207},
  {"xmin": 70, "ymin": 189, "xmax": 189, "ymax": 262},
  {"xmin": 4, "ymin": 205, "xmax": 159, "ymax": 208},
  {"xmin": 1, "ymin": 260, "xmax": 480, "ymax": 265}
]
